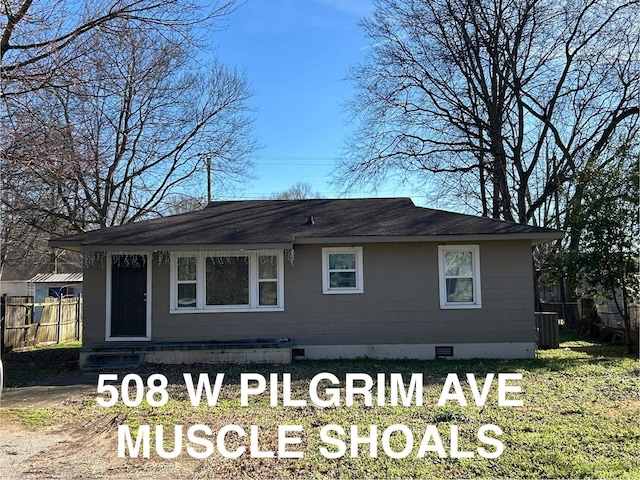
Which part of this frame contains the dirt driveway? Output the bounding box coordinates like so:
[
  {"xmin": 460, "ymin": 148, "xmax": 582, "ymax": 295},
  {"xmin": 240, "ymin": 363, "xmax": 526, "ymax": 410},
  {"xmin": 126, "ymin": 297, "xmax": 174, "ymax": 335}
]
[
  {"xmin": 0, "ymin": 404, "xmax": 204, "ymax": 479},
  {"xmin": 0, "ymin": 372, "xmax": 204, "ymax": 479},
  {"xmin": 0, "ymin": 411, "xmax": 113, "ymax": 479}
]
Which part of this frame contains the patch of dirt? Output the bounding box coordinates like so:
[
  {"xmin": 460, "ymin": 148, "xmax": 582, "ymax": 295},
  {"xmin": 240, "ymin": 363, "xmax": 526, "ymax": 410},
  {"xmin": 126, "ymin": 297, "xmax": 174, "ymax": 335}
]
[
  {"xmin": 0, "ymin": 350, "xmax": 213, "ymax": 479},
  {"xmin": 0, "ymin": 412, "xmax": 204, "ymax": 479},
  {"xmin": 605, "ymin": 399, "xmax": 640, "ymax": 417},
  {"xmin": 0, "ymin": 425, "xmax": 61, "ymax": 478}
]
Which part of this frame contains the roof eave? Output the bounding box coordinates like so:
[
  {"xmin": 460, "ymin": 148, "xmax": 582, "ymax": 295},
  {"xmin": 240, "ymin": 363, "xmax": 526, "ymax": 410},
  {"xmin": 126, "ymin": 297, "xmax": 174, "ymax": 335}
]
[
  {"xmin": 530, "ymin": 233, "xmax": 565, "ymax": 245},
  {"xmin": 48, "ymin": 240, "xmax": 82, "ymax": 252},
  {"xmin": 49, "ymin": 242, "xmax": 295, "ymax": 252},
  {"xmin": 50, "ymin": 233, "xmax": 564, "ymax": 251},
  {"xmin": 292, "ymin": 232, "xmax": 565, "ymax": 245}
]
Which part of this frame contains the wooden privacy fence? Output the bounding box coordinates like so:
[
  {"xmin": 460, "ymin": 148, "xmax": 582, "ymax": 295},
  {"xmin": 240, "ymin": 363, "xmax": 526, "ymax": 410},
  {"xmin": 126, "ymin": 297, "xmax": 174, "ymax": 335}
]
[
  {"xmin": 1, "ymin": 296, "xmax": 82, "ymax": 351},
  {"xmin": 595, "ymin": 302, "xmax": 640, "ymax": 344},
  {"xmin": 539, "ymin": 301, "xmax": 580, "ymax": 329}
]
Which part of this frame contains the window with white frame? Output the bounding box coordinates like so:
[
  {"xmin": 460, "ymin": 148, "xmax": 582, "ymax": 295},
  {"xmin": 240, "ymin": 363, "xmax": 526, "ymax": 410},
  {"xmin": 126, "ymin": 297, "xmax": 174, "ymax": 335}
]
[
  {"xmin": 438, "ymin": 245, "xmax": 482, "ymax": 308},
  {"xmin": 176, "ymin": 256, "xmax": 197, "ymax": 308},
  {"xmin": 322, "ymin": 247, "xmax": 364, "ymax": 294},
  {"xmin": 257, "ymin": 254, "xmax": 279, "ymax": 306},
  {"xmin": 170, "ymin": 251, "xmax": 284, "ymax": 312}
]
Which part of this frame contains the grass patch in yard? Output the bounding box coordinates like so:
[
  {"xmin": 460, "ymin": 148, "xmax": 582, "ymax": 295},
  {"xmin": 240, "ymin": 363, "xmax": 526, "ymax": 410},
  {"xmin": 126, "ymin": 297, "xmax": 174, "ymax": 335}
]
[
  {"xmin": 2, "ymin": 332, "xmax": 638, "ymax": 478},
  {"xmin": 3, "ymin": 408, "xmax": 56, "ymax": 430},
  {"xmin": 1, "ymin": 341, "xmax": 81, "ymax": 387},
  {"xmin": 57, "ymin": 332, "xmax": 638, "ymax": 479}
]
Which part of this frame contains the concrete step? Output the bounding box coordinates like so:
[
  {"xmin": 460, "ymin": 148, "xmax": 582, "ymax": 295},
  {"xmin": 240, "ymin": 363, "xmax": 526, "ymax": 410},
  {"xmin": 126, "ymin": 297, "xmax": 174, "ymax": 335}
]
[{"xmin": 82, "ymin": 353, "xmax": 144, "ymax": 371}]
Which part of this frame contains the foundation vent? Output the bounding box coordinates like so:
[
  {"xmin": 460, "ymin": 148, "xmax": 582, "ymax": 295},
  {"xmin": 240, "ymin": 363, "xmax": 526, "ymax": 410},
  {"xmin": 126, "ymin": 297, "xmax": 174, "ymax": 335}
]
[{"xmin": 435, "ymin": 346, "xmax": 454, "ymax": 358}]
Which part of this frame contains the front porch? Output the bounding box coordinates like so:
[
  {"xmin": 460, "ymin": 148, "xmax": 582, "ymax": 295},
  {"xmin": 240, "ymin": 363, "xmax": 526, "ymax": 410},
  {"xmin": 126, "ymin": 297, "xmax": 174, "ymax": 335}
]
[{"xmin": 79, "ymin": 338, "xmax": 294, "ymax": 370}]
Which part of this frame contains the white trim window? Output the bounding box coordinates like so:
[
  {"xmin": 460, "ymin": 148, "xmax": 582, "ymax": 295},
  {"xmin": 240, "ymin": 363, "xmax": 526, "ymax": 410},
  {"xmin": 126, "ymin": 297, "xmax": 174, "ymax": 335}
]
[
  {"xmin": 322, "ymin": 246, "xmax": 364, "ymax": 294},
  {"xmin": 438, "ymin": 245, "xmax": 482, "ymax": 309},
  {"xmin": 170, "ymin": 251, "xmax": 284, "ymax": 313},
  {"xmin": 176, "ymin": 256, "xmax": 197, "ymax": 308}
]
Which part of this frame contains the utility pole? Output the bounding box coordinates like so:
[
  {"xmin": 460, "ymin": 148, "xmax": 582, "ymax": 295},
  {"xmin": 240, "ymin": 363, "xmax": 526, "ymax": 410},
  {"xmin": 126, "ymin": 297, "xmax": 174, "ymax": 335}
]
[
  {"xmin": 206, "ymin": 155, "xmax": 212, "ymax": 203},
  {"xmin": 198, "ymin": 153, "xmax": 212, "ymax": 203}
]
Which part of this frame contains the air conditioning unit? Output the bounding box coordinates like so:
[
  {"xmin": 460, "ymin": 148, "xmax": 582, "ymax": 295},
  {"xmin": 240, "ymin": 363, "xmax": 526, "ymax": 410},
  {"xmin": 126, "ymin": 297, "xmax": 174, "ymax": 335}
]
[{"xmin": 535, "ymin": 312, "xmax": 559, "ymax": 349}]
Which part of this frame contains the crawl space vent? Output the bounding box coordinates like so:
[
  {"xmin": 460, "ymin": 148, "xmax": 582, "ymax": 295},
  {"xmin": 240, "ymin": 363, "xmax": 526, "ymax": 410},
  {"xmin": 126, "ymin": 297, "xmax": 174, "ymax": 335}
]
[{"xmin": 435, "ymin": 346, "xmax": 454, "ymax": 358}]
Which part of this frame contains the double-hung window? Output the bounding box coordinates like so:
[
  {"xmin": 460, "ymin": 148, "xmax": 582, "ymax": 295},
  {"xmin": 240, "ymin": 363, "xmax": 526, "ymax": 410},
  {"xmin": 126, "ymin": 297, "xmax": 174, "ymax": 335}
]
[
  {"xmin": 257, "ymin": 255, "xmax": 279, "ymax": 306},
  {"xmin": 171, "ymin": 251, "xmax": 284, "ymax": 312},
  {"xmin": 176, "ymin": 256, "xmax": 198, "ymax": 308},
  {"xmin": 438, "ymin": 245, "xmax": 482, "ymax": 309},
  {"xmin": 322, "ymin": 247, "xmax": 364, "ymax": 294}
]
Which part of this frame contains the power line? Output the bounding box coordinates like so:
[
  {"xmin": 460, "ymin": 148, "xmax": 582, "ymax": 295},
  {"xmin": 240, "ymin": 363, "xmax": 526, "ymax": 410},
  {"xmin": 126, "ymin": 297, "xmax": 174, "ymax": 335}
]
[
  {"xmin": 250, "ymin": 155, "xmax": 340, "ymax": 161},
  {"xmin": 248, "ymin": 155, "xmax": 340, "ymax": 166},
  {"xmin": 256, "ymin": 163, "xmax": 335, "ymax": 166},
  {"xmin": 213, "ymin": 192, "xmax": 435, "ymax": 199}
]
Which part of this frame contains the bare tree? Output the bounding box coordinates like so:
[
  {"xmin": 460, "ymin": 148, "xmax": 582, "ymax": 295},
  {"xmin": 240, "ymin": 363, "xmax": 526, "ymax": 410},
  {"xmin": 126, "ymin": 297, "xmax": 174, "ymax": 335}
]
[
  {"xmin": 161, "ymin": 194, "xmax": 208, "ymax": 215},
  {"xmin": 1, "ymin": 0, "xmax": 236, "ymax": 96},
  {"xmin": 2, "ymin": 24, "xmax": 257, "ymax": 231},
  {"xmin": 0, "ymin": 202, "xmax": 82, "ymax": 276},
  {"xmin": 0, "ymin": 129, "xmax": 83, "ymax": 274},
  {"xmin": 270, "ymin": 182, "xmax": 323, "ymax": 200},
  {"xmin": 337, "ymin": 0, "xmax": 640, "ymax": 226},
  {"xmin": 1, "ymin": 1, "xmax": 256, "ymax": 277}
]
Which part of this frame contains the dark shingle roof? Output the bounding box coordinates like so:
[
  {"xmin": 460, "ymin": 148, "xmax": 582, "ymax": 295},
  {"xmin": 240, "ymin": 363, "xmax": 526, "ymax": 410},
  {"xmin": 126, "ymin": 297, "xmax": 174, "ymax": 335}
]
[{"xmin": 49, "ymin": 198, "xmax": 563, "ymax": 248}]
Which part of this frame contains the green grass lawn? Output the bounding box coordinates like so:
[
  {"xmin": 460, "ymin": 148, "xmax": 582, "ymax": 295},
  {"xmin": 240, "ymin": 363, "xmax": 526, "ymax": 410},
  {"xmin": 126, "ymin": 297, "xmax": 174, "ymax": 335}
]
[
  {"xmin": 3, "ymin": 333, "xmax": 639, "ymax": 478},
  {"xmin": 1, "ymin": 341, "xmax": 81, "ymax": 387}
]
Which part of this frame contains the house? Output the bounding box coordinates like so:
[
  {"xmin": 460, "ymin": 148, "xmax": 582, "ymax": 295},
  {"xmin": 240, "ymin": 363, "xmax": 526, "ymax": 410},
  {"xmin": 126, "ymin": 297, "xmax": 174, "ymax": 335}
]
[
  {"xmin": 27, "ymin": 272, "xmax": 83, "ymax": 300},
  {"xmin": 49, "ymin": 198, "xmax": 563, "ymax": 367},
  {"xmin": 1, "ymin": 255, "xmax": 83, "ymax": 298},
  {"xmin": 0, "ymin": 266, "xmax": 31, "ymax": 297},
  {"xmin": 27, "ymin": 272, "xmax": 83, "ymax": 323}
]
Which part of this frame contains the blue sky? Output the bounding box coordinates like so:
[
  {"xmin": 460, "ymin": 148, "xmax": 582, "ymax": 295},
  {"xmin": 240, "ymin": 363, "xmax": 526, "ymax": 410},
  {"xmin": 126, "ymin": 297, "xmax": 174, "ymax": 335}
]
[{"xmin": 214, "ymin": 0, "xmax": 417, "ymax": 200}]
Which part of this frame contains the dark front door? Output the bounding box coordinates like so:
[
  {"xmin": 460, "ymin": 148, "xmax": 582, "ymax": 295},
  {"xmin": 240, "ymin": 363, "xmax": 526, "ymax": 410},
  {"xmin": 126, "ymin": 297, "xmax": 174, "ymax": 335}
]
[{"xmin": 111, "ymin": 255, "xmax": 147, "ymax": 337}]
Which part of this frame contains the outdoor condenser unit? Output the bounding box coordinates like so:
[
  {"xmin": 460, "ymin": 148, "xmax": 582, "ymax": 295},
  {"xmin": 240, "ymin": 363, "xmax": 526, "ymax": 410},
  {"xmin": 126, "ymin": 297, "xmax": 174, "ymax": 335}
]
[{"xmin": 535, "ymin": 312, "xmax": 560, "ymax": 349}]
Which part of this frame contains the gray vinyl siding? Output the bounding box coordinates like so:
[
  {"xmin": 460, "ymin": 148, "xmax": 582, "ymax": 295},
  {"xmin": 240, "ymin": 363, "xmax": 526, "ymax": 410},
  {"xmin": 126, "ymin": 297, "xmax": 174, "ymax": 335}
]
[
  {"xmin": 82, "ymin": 240, "xmax": 535, "ymax": 346},
  {"xmin": 82, "ymin": 262, "xmax": 107, "ymax": 346}
]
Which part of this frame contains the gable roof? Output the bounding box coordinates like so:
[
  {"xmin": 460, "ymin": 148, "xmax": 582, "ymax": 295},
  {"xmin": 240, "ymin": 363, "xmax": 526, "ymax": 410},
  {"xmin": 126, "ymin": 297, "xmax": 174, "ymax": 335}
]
[{"xmin": 49, "ymin": 198, "xmax": 563, "ymax": 250}]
